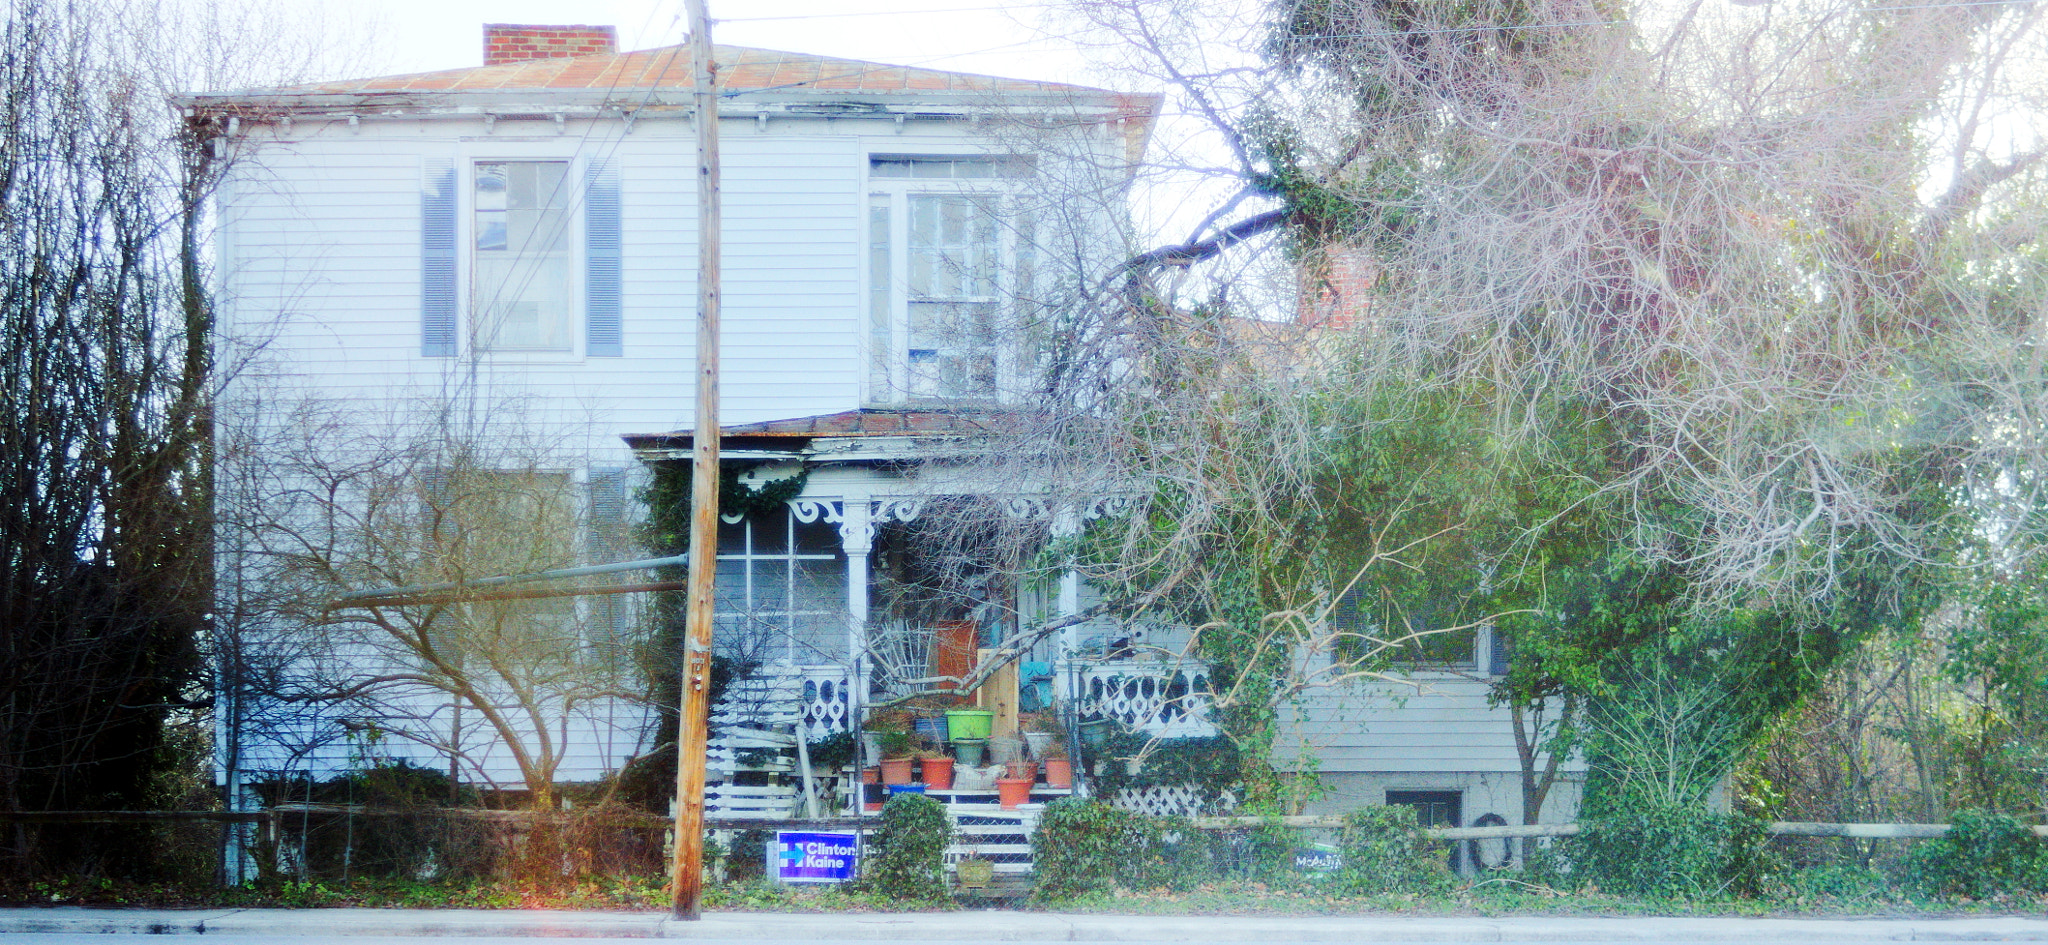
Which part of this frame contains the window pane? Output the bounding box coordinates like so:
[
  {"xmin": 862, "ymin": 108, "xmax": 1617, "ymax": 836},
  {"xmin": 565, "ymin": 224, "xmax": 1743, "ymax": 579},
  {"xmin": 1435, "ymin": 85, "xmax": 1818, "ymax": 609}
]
[
  {"xmin": 716, "ymin": 518, "xmax": 746, "ymax": 553},
  {"xmin": 473, "ymin": 160, "xmax": 571, "ymax": 351},
  {"xmin": 753, "ymin": 560, "xmax": 791, "ymax": 612},
  {"xmin": 793, "ymin": 515, "xmax": 840, "ymax": 553},
  {"xmin": 475, "ymin": 164, "xmax": 508, "ymax": 210},
  {"xmin": 869, "ymin": 196, "xmax": 893, "ymax": 399},
  {"xmin": 794, "ymin": 558, "xmax": 847, "ymax": 612},
  {"xmin": 750, "ymin": 508, "xmax": 790, "ymax": 554}
]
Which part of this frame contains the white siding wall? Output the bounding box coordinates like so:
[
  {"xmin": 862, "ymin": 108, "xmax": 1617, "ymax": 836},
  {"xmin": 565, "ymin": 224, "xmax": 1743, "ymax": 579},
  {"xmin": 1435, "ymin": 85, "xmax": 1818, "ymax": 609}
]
[
  {"xmin": 216, "ymin": 113, "xmax": 1052, "ymax": 787},
  {"xmin": 1275, "ymin": 673, "xmax": 1583, "ymax": 775}
]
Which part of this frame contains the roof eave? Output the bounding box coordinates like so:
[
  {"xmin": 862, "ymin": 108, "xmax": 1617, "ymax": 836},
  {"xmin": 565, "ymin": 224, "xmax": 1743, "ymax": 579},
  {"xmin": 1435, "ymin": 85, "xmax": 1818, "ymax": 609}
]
[{"xmin": 173, "ymin": 86, "xmax": 1149, "ymax": 121}]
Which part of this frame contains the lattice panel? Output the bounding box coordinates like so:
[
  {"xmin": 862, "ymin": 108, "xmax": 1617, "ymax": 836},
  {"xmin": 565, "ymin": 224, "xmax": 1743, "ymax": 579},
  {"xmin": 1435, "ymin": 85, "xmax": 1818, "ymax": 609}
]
[
  {"xmin": 1073, "ymin": 665, "xmax": 1217, "ymax": 738},
  {"xmin": 1110, "ymin": 784, "xmax": 1233, "ymax": 819}
]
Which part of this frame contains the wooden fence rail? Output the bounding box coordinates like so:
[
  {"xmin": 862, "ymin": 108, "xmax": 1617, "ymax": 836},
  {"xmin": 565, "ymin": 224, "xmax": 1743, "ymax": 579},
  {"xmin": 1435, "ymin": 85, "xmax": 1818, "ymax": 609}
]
[
  {"xmin": 1, "ymin": 810, "xmax": 2041, "ymax": 840},
  {"xmin": 1185, "ymin": 816, "xmax": 2048, "ymax": 841}
]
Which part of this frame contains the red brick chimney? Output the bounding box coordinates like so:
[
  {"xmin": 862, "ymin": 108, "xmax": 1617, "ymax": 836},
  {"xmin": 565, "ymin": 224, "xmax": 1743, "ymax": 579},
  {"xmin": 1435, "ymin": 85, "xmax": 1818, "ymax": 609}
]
[{"xmin": 483, "ymin": 24, "xmax": 618, "ymax": 66}]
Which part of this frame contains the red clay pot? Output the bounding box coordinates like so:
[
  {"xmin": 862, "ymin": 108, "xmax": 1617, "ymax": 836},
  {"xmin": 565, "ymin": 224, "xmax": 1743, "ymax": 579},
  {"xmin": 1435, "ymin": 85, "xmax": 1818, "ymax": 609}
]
[
  {"xmin": 920, "ymin": 756, "xmax": 955, "ymax": 789},
  {"xmin": 879, "ymin": 757, "xmax": 915, "ymax": 785},
  {"xmin": 1043, "ymin": 758, "xmax": 1072, "ymax": 789},
  {"xmin": 995, "ymin": 776, "xmax": 1033, "ymax": 810}
]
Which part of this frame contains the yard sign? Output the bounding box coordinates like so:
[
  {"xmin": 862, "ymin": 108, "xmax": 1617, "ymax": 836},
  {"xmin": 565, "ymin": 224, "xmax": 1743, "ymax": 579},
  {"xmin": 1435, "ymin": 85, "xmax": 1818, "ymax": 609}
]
[{"xmin": 769, "ymin": 831, "xmax": 859, "ymax": 883}]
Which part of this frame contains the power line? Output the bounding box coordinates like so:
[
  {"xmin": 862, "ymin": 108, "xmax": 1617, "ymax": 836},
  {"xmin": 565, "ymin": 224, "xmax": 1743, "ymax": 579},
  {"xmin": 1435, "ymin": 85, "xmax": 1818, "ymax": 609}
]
[{"xmin": 720, "ymin": 5, "xmax": 1026, "ymax": 23}]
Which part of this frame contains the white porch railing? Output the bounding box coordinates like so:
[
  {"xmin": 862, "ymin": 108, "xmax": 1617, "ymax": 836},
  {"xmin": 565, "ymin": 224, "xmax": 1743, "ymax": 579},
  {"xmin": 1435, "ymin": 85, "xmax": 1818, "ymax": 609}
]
[
  {"xmin": 1059, "ymin": 659, "xmax": 1217, "ymax": 739},
  {"xmin": 710, "ymin": 663, "xmax": 853, "ymax": 740}
]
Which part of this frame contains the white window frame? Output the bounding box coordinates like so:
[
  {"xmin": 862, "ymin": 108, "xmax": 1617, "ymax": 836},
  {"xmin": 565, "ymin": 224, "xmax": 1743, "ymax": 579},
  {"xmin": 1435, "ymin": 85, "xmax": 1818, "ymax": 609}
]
[
  {"xmin": 864, "ymin": 155, "xmax": 1031, "ymax": 405},
  {"xmin": 715, "ymin": 506, "xmax": 849, "ymax": 663},
  {"xmin": 460, "ymin": 151, "xmax": 586, "ymax": 360}
]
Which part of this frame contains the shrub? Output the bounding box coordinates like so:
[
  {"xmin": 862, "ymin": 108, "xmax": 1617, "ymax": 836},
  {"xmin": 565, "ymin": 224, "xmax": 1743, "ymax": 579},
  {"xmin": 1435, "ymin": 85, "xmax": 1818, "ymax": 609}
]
[
  {"xmin": 1783, "ymin": 863, "xmax": 1890, "ymax": 903},
  {"xmin": 1557, "ymin": 802, "xmax": 1772, "ymax": 899},
  {"xmin": 857, "ymin": 793, "xmax": 952, "ymax": 903},
  {"xmin": 1030, "ymin": 799, "xmax": 1218, "ymax": 901},
  {"xmin": 1899, "ymin": 809, "xmax": 2048, "ymax": 899},
  {"xmin": 1332, "ymin": 805, "xmax": 1455, "ymax": 897},
  {"xmin": 1031, "ymin": 798, "xmax": 1140, "ymax": 901}
]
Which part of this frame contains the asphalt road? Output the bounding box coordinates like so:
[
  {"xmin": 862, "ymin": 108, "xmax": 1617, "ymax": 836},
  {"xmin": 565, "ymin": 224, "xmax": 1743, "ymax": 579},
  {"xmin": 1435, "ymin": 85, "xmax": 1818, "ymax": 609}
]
[
  {"xmin": 1, "ymin": 936, "xmax": 2044, "ymax": 945},
  {"xmin": 4, "ymin": 909, "xmax": 2047, "ymax": 943}
]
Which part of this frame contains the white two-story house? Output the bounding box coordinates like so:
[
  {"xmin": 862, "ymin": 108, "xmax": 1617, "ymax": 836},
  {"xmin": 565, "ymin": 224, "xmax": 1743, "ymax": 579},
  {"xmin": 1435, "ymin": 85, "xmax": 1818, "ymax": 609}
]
[{"xmin": 186, "ymin": 25, "xmax": 1577, "ymax": 844}]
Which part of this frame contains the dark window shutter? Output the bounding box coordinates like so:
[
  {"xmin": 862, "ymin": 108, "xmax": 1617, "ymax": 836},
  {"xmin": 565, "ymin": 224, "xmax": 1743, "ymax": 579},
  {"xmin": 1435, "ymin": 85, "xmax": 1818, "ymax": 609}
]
[
  {"xmin": 1488, "ymin": 628, "xmax": 1512, "ymax": 677},
  {"xmin": 586, "ymin": 467, "xmax": 634, "ymax": 649},
  {"xmin": 420, "ymin": 158, "xmax": 458, "ymax": 357},
  {"xmin": 584, "ymin": 161, "xmax": 622, "ymax": 357}
]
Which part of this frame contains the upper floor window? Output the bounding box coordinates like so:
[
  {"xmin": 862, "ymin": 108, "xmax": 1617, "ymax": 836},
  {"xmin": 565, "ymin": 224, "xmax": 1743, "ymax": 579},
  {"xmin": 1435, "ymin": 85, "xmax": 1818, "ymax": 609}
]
[
  {"xmin": 419, "ymin": 157, "xmax": 620, "ymax": 359},
  {"xmin": 867, "ymin": 156, "xmax": 1033, "ymax": 403},
  {"xmin": 473, "ymin": 161, "xmax": 572, "ymax": 351}
]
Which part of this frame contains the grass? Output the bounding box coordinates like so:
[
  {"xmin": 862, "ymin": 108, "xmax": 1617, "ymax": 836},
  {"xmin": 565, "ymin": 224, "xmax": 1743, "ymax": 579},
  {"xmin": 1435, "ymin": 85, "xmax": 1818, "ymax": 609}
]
[{"xmin": 6, "ymin": 870, "xmax": 2045, "ymax": 916}]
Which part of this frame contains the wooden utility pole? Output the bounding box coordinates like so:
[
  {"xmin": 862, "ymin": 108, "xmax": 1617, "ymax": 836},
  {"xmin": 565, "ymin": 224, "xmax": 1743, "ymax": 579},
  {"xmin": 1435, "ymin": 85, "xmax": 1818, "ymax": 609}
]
[{"xmin": 672, "ymin": 0, "xmax": 721, "ymax": 922}]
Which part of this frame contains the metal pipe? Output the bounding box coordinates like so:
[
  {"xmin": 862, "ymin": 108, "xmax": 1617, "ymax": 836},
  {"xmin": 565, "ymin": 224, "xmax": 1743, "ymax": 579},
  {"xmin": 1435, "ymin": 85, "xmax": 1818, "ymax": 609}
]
[{"xmin": 329, "ymin": 553, "xmax": 690, "ymax": 606}]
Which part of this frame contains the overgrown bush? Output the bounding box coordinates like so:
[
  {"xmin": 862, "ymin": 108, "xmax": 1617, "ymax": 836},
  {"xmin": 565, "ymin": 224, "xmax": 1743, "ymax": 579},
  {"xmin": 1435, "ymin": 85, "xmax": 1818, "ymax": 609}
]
[
  {"xmin": 1030, "ymin": 798, "xmax": 1218, "ymax": 901},
  {"xmin": 1332, "ymin": 804, "xmax": 1455, "ymax": 897},
  {"xmin": 1899, "ymin": 809, "xmax": 2048, "ymax": 899},
  {"xmin": 856, "ymin": 793, "xmax": 952, "ymax": 903},
  {"xmin": 1554, "ymin": 802, "xmax": 1772, "ymax": 899},
  {"xmin": 1090, "ymin": 731, "xmax": 1243, "ymax": 814},
  {"xmin": 248, "ymin": 761, "xmax": 496, "ymax": 882}
]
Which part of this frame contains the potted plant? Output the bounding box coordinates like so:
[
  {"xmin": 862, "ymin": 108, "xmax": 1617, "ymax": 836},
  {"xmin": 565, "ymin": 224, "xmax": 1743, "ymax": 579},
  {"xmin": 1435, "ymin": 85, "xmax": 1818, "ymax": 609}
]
[
  {"xmin": 1041, "ymin": 739, "xmax": 1073, "ymax": 789},
  {"xmin": 875, "ymin": 729, "xmax": 916, "ymax": 785},
  {"xmin": 1019, "ymin": 711, "xmax": 1054, "ymax": 759},
  {"xmin": 945, "ymin": 706, "xmax": 995, "ymax": 742},
  {"xmin": 994, "ymin": 774, "xmax": 1033, "ymax": 809},
  {"xmin": 918, "ymin": 746, "xmax": 955, "ymax": 790}
]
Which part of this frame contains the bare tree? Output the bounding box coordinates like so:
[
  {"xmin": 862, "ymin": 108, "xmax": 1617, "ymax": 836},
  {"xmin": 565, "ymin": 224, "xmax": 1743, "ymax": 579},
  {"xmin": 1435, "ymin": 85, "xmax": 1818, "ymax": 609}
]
[
  {"xmin": 0, "ymin": 0, "xmax": 225, "ymax": 878},
  {"xmin": 916, "ymin": 0, "xmax": 2048, "ymax": 814},
  {"xmin": 223, "ymin": 395, "xmax": 643, "ymax": 812}
]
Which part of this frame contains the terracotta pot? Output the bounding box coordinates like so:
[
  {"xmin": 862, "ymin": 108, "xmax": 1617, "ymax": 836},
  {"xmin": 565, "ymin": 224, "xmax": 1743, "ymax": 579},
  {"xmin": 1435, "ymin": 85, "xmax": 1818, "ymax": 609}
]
[
  {"xmin": 861, "ymin": 767, "xmax": 880, "ymax": 785},
  {"xmin": 920, "ymin": 756, "xmax": 955, "ymax": 789},
  {"xmin": 1004, "ymin": 759, "xmax": 1037, "ymax": 781},
  {"xmin": 1043, "ymin": 758, "xmax": 1072, "ymax": 789},
  {"xmin": 995, "ymin": 776, "xmax": 1033, "ymax": 810},
  {"xmin": 879, "ymin": 756, "xmax": 915, "ymax": 785}
]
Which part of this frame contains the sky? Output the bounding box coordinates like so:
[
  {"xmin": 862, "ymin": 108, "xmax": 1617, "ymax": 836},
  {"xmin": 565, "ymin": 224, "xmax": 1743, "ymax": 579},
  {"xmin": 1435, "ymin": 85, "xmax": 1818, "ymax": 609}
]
[
  {"xmin": 346, "ymin": 0, "xmax": 1126, "ymax": 90},
  {"xmin": 302, "ymin": 0, "xmax": 1251, "ymax": 254}
]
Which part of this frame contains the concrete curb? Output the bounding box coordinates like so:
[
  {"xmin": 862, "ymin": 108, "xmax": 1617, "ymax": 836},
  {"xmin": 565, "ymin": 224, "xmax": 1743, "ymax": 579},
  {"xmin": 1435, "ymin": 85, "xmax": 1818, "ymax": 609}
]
[{"xmin": 1, "ymin": 908, "xmax": 2044, "ymax": 941}]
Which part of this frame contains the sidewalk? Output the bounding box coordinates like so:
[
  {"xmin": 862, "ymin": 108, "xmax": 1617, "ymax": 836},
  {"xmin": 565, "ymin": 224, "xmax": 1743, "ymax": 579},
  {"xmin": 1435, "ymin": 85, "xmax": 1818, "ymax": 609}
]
[{"xmin": 2, "ymin": 907, "xmax": 2046, "ymax": 941}]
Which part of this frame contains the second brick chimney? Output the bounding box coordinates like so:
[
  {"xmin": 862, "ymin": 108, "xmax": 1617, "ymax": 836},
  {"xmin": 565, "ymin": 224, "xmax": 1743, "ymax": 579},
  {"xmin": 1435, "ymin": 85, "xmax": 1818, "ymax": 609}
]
[{"xmin": 484, "ymin": 24, "xmax": 618, "ymax": 66}]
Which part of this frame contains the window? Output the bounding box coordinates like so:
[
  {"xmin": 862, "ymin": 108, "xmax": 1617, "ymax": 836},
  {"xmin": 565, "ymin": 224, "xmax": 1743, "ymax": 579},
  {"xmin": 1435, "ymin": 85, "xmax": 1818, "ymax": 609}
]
[
  {"xmin": 1329, "ymin": 588, "xmax": 1478, "ymax": 669},
  {"xmin": 426, "ymin": 469, "xmax": 577, "ymax": 658},
  {"xmin": 472, "ymin": 161, "xmax": 572, "ymax": 351},
  {"xmin": 867, "ymin": 156, "xmax": 1031, "ymax": 402},
  {"xmin": 715, "ymin": 507, "xmax": 848, "ymax": 662},
  {"xmin": 420, "ymin": 157, "xmax": 620, "ymax": 358}
]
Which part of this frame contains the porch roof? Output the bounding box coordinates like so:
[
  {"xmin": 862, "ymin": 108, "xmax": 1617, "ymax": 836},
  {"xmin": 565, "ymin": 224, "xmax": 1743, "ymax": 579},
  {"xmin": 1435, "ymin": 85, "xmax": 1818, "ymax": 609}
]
[{"xmin": 622, "ymin": 407, "xmax": 1020, "ymax": 457}]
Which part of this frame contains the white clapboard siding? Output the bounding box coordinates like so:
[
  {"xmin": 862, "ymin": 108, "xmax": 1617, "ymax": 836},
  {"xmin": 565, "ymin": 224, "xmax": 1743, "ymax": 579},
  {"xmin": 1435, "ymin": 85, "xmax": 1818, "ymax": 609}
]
[
  {"xmin": 1276, "ymin": 674, "xmax": 1585, "ymax": 774},
  {"xmin": 220, "ymin": 127, "xmax": 881, "ymax": 440}
]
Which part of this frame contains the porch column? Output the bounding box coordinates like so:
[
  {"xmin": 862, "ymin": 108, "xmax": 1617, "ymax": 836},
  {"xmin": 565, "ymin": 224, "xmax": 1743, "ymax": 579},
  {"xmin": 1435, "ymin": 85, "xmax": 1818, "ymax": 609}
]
[
  {"xmin": 838, "ymin": 496, "xmax": 874, "ymax": 728},
  {"xmin": 1052, "ymin": 507, "xmax": 1082, "ymax": 654}
]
